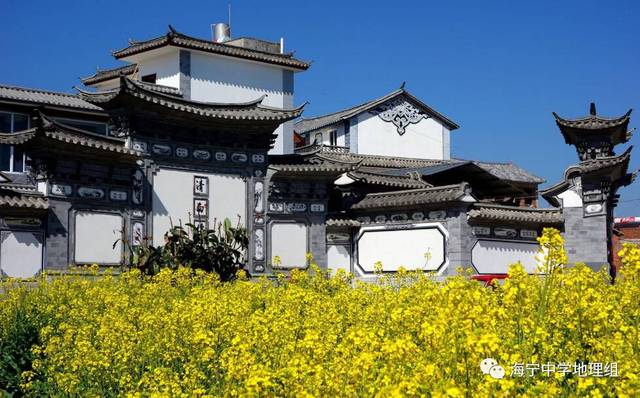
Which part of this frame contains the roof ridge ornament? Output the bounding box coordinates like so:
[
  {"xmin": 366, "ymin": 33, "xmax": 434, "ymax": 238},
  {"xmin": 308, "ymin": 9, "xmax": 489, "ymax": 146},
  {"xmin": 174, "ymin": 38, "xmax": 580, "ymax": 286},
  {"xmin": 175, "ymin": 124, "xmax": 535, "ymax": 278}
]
[
  {"xmin": 590, "ymin": 102, "xmax": 597, "ymax": 116},
  {"xmin": 370, "ymin": 97, "xmax": 429, "ymax": 135}
]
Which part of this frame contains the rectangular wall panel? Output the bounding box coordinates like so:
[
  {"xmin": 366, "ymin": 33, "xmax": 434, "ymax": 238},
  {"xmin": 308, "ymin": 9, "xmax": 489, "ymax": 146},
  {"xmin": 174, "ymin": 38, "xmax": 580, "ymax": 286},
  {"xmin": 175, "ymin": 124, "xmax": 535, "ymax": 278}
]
[
  {"xmin": 0, "ymin": 231, "xmax": 43, "ymax": 278},
  {"xmin": 270, "ymin": 222, "xmax": 308, "ymax": 269},
  {"xmin": 75, "ymin": 212, "xmax": 123, "ymax": 264},
  {"xmin": 152, "ymin": 168, "xmax": 246, "ymax": 246},
  {"xmin": 471, "ymin": 240, "xmax": 539, "ymax": 274},
  {"xmin": 356, "ymin": 225, "xmax": 446, "ymax": 273},
  {"xmin": 327, "ymin": 244, "xmax": 351, "ymax": 274}
]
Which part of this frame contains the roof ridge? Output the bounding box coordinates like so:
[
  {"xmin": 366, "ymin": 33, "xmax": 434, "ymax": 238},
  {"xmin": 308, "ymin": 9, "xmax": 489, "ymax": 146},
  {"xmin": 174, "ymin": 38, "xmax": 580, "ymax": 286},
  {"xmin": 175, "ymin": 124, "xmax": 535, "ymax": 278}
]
[
  {"xmin": 472, "ymin": 203, "xmax": 562, "ymax": 212},
  {"xmin": 364, "ymin": 182, "xmax": 468, "ymax": 197},
  {"xmin": 553, "ymin": 109, "xmax": 632, "ymax": 123},
  {"xmin": 296, "ymin": 88, "xmax": 403, "ymax": 123},
  {"xmin": 0, "ymin": 84, "xmax": 80, "ymax": 98},
  {"xmin": 81, "ymin": 63, "xmax": 137, "ymax": 84}
]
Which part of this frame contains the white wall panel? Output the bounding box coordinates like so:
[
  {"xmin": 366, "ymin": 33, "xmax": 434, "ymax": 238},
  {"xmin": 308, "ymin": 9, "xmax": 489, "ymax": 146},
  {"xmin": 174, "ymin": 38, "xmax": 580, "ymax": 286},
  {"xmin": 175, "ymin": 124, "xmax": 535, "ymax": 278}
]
[
  {"xmin": 1, "ymin": 231, "xmax": 42, "ymax": 278},
  {"xmin": 327, "ymin": 244, "xmax": 351, "ymax": 274},
  {"xmin": 75, "ymin": 212, "xmax": 123, "ymax": 264},
  {"xmin": 472, "ymin": 240, "xmax": 539, "ymax": 274},
  {"xmin": 270, "ymin": 222, "xmax": 307, "ymax": 269},
  {"xmin": 355, "ymin": 112, "xmax": 445, "ymax": 159},
  {"xmin": 138, "ymin": 50, "xmax": 180, "ymax": 88},
  {"xmin": 210, "ymin": 174, "xmax": 247, "ymax": 226},
  {"xmin": 152, "ymin": 168, "xmax": 246, "ymax": 246},
  {"xmin": 357, "ymin": 225, "xmax": 446, "ymax": 272}
]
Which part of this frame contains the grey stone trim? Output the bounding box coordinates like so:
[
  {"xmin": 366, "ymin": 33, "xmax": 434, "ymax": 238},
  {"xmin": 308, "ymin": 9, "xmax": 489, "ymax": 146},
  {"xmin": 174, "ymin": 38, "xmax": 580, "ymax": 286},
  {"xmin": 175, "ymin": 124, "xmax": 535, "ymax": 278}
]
[
  {"xmin": 349, "ymin": 117, "xmax": 358, "ymax": 153},
  {"xmin": 45, "ymin": 199, "xmax": 72, "ymax": 269},
  {"xmin": 562, "ymin": 207, "xmax": 609, "ymax": 271},
  {"xmin": 68, "ymin": 206, "xmax": 127, "ymax": 266},
  {"xmin": 0, "ymin": 229, "xmax": 45, "ymax": 277},
  {"xmin": 442, "ymin": 126, "xmax": 451, "ymax": 160},
  {"xmin": 282, "ymin": 70, "xmax": 294, "ymax": 95},
  {"xmin": 179, "ymin": 50, "xmax": 191, "ymax": 100},
  {"xmin": 443, "ymin": 207, "xmax": 474, "ymax": 276}
]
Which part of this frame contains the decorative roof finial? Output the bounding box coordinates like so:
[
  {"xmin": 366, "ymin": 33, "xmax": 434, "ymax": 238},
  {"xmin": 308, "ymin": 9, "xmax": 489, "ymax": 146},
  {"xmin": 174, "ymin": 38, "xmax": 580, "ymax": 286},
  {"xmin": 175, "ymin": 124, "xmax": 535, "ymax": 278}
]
[
  {"xmin": 400, "ymin": 81, "xmax": 406, "ymax": 90},
  {"xmin": 168, "ymin": 25, "xmax": 177, "ymax": 35},
  {"xmin": 590, "ymin": 102, "xmax": 597, "ymax": 116}
]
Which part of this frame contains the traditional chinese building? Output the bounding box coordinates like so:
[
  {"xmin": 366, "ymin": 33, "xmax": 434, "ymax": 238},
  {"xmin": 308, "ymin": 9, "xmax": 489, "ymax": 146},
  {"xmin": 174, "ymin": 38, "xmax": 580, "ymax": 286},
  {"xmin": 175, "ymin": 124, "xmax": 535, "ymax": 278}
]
[
  {"xmin": 0, "ymin": 25, "xmax": 634, "ymax": 279},
  {"xmin": 541, "ymin": 104, "xmax": 635, "ymax": 277}
]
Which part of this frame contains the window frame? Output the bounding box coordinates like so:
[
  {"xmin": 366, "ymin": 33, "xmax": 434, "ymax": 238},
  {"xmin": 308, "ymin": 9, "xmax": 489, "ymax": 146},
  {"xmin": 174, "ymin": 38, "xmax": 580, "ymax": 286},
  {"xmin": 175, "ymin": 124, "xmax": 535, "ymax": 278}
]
[
  {"xmin": 329, "ymin": 129, "xmax": 338, "ymax": 146},
  {"xmin": 0, "ymin": 111, "xmax": 29, "ymax": 172},
  {"xmin": 53, "ymin": 117, "xmax": 109, "ymax": 136}
]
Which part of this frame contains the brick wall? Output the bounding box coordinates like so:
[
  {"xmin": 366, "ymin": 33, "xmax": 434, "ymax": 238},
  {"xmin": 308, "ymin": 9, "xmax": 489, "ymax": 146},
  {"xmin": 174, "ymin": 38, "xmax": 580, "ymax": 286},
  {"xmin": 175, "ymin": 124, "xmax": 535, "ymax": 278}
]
[{"xmin": 612, "ymin": 221, "xmax": 640, "ymax": 270}]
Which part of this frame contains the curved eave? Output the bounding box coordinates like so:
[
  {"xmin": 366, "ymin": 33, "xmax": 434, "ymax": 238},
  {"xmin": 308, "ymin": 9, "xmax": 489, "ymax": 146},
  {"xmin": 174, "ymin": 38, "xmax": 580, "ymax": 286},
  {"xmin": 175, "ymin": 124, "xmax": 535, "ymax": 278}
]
[
  {"xmin": 552, "ymin": 109, "xmax": 632, "ymax": 129},
  {"xmin": 350, "ymin": 183, "xmax": 475, "ymax": 211},
  {"xmin": 78, "ymin": 78, "xmax": 305, "ymax": 122},
  {"xmin": 553, "ymin": 110, "xmax": 632, "ymax": 145},
  {"xmin": 112, "ymin": 29, "xmax": 310, "ymax": 71},
  {"xmin": 0, "ymin": 115, "xmax": 142, "ymax": 159},
  {"xmin": 467, "ymin": 204, "xmax": 564, "ymax": 226},
  {"xmin": 81, "ymin": 64, "xmax": 137, "ymax": 86},
  {"xmin": 345, "ymin": 171, "xmax": 431, "ymax": 189},
  {"xmin": 0, "ymin": 195, "xmax": 48, "ymax": 211},
  {"xmin": 269, "ymin": 164, "xmax": 357, "ymax": 177},
  {"xmin": 539, "ymin": 180, "xmax": 568, "ymax": 208}
]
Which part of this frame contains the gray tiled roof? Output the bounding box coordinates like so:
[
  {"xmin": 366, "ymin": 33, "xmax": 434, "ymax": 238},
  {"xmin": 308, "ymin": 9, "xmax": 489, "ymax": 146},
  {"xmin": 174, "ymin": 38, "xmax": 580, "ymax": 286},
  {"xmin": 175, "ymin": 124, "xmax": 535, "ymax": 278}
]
[
  {"xmin": 0, "ymin": 194, "xmax": 48, "ymax": 210},
  {"xmin": 345, "ymin": 170, "xmax": 431, "ymax": 189},
  {"xmin": 0, "ymin": 114, "xmax": 141, "ymax": 158},
  {"xmin": 113, "ymin": 26, "xmax": 309, "ymax": 71},
  {"xmin": 361, "ymin": 156, "xmax": 543, "ymax": 184},
  {"xmin": 326, "ymin": 218, "xmax": 362, "ymax": 227},
  {"xmin": 351, "ymin": 182, "xmax": 474, "ymax": 210},
  {"xmin": 81, "ymin": 64, "xmax": 137, "ymax": 85},
  {"xmin": 269, "ymin": 163, "xmax": 357, "ymax": 175},
  {"xmin": 0, "ymin": 84, "xmax": 102, "ymax": 111},
  {"xmin": 294, "ymin": 88, "xmax": 459, "ymax": 134},
  {"xmin": 311, "ymin": 149, "xmax": 452, "ymax": 169},
  {"xmin": 78, "ymin": 78, "xmax": 304, "ymax": 122},
  {"xmin": 553, "ymin": 105, "xmax": 632, "ymax": 146},
  {"xmin": 553, "ymin": 109, "xmax": 632, "ymax": 130},
  {"xmin": 469, "ymin": 160, "xmax": 545, "ymax": 184},
  {"xmin": 0, "ymin": 172, "xmax": 37, "ymax": 192},
  {"xmin": 540, "ymin": 147, "xmax": 634, "ymax": 207},
  {"xmin": 573, "ymin": 146, "xmax": 632, "ymax": 174},
  {"xmin": 467, "ymin": 203, "xmax": 564, "ymax": 225},
  {"xmin": 293, "ymin": 145, "xmax": 544, "ymax": 184}
]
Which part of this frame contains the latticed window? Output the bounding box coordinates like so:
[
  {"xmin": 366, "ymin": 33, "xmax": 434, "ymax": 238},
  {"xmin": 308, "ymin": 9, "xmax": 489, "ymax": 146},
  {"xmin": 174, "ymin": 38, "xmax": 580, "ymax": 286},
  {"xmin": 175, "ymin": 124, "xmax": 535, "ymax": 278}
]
[{"xmin": 0, "ymin": 111, "xmax": 29, "ymax": 172}]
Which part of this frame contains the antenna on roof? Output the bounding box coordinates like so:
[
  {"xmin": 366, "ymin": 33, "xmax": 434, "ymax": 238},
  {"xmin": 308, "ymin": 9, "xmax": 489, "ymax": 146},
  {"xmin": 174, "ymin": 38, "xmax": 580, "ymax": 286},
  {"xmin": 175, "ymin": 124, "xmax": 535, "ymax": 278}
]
[{"xmin": 228, "ymin": 2, "xmax": 232, "ymax": 30}]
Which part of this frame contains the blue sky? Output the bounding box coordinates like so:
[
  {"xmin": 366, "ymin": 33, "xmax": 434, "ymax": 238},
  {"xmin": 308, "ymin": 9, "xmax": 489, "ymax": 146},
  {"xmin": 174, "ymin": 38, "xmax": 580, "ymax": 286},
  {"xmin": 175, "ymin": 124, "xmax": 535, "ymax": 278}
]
[{"xmin": 2, "ymin": 0, "xmax": 638, "ymax": 214}]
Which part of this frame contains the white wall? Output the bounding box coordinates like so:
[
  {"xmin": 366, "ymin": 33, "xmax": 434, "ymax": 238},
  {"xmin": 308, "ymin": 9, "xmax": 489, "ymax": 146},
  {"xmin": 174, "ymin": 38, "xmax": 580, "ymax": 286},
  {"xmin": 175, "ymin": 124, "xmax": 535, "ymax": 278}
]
[
  {"xmin": 354, "ymin": 112, "xmax": 446, "ymax": 159},
  {"xmin": 308, "ymin": 123, "xmax": 347, "ymax": 146},
  {"xmin": 138, "ymin": 50, "xmax": 180, "ymax": 89},
  {"xmin": 327, "ymin": 244, "xmax": 351, "ymax": 274},
  {"xmin": 75, "ymin": 212, "xmax": 123, "ymax": 264},
  {"xmin": 471, "ymin": 240, "xmax": 539, "ymax": 274},
  {"xmin": 270, "ymin": 222, "xmax": 308, "ymax": 269},
  {"xmin": 152, "ymin": 168, "xmax": 247, "ymax": 246},
  {"xmin": 356, "ymin": 223, "xmax": 447, "ymax": 273},
  {"xmin": 190, "ymin": 52, "xmax": 293, "ymax": 154},
  {"xmin": 557, "ymin": 188, "xmax": 583, "ymax": 208},
  {"xmin": 1, "ymin": 231, "xmax": 42, "ymax": 278}
]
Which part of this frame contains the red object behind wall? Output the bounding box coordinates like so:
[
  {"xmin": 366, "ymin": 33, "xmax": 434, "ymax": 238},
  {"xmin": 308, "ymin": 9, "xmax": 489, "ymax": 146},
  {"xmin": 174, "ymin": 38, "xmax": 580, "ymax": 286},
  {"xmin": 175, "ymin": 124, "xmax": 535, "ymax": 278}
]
[
  {"xmin": 471, "ymin": 274, "xmax": 509, "ymax": 287},
  {"xmin": 612, "ymin": 217, "xmax": 640, "ymax": 271}
]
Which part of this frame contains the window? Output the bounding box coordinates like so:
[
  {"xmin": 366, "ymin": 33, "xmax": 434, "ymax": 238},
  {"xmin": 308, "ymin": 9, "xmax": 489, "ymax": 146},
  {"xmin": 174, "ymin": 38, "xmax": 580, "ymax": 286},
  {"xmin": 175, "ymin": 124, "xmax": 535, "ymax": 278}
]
[
  {"xmin": 141, "ymin": 73, "xmax": 157, "ymax": 84},
  {"xmin": 329, "ymin": 129, "xmax": 338, "ymax": 146},
  {"xmin": 0, "ymin": 111, "xmax": 29, "ymax": 172},
  {"xmin": 54, "ymin": 118, "xmax": 108, "ymax": 136}
]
